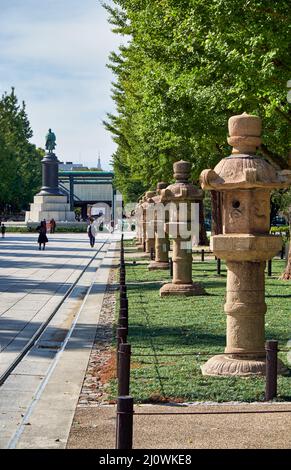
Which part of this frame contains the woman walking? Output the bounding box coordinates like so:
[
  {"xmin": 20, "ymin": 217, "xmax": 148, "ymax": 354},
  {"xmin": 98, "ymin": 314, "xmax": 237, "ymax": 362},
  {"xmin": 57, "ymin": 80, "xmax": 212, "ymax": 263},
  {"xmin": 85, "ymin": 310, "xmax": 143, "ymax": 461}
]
[
  {"xmin": 37, "ymin": 220, "xmax": 48, "ymax": 250},
  {"xmin": 87, "ymin": 218, "xmax": 97, "ymax": 247}
]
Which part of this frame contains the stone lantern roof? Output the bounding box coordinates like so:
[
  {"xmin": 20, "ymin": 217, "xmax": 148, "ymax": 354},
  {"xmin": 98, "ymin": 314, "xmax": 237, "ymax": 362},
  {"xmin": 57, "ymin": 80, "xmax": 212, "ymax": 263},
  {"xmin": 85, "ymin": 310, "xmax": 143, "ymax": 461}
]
[
  {"xmin": 161, "ymin": 160, "xmax": 203, "ymax": 202},
  {"xmin": 200, "ymin": 113, "xmax": 291, "ymax": 190}
]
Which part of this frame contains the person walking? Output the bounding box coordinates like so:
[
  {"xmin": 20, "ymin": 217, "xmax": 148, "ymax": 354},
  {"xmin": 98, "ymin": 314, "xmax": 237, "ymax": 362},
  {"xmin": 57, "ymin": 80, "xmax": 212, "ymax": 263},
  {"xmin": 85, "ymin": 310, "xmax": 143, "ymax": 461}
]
[
  {"xmin": 87, "ymin": 218, "xmax": 97, "ymax": 248},
  {"xmin": 37, "ymin": 220, "xmax": 48, "ymax": 250},
  {"xmin": 1, "ymin": 223, "xmax": 6, "ymax": 238},
  {"xmin": 50, "ymin": 218, "xmax": 56, "ymax": 234}
]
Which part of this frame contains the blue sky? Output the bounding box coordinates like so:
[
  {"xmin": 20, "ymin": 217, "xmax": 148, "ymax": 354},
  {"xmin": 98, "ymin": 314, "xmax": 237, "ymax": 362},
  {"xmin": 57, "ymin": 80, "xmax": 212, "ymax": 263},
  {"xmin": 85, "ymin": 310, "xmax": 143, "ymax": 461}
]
[{"xmin": 0, "ymin": 0, "xmax": 122, "ymax": 170}]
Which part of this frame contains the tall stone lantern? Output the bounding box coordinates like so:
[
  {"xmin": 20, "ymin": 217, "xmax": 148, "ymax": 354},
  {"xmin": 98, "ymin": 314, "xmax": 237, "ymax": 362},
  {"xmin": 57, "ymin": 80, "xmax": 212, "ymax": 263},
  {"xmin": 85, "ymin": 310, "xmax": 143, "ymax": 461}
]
[
  {"xmin": 200, "ymin": 113, "xmax": 291, "ymax": 376},
  {"xmin": 159, "ymin": 160, "xmax": 205, "ymax": 296},
  {"xmin": 142, "ymin": 191, "xmax": 156, "ymax": 254},
  {"xmin": 149, "ymin": 182, "xmax": 170, "ymax": 270},
  {"xmin": 135, "ymin": 200, "xmax": 143, "ymax": 247}
]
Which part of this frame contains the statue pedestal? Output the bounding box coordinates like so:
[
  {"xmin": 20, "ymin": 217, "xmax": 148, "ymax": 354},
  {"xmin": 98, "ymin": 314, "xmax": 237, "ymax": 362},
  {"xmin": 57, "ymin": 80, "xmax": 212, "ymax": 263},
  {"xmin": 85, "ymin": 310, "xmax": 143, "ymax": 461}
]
[{"xmin": 25, "ymin": 194, "xmax": 75, "ymax": 223}]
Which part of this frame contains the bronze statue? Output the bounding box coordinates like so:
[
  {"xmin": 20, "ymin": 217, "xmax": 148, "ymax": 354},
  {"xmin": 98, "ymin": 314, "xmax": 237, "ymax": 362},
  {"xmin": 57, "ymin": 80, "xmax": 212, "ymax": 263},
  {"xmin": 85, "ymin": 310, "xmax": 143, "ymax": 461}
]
[{"xmin": 45, "ymin": 129, "xmax": 56, "ymax": 153}]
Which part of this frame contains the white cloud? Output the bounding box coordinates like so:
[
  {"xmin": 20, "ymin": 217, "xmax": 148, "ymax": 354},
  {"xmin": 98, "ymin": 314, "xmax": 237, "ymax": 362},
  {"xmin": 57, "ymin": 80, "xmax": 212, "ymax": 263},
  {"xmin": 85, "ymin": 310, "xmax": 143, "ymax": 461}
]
[{"xmin": 0, "ymin": 0, "xmax": 124, "ymax": 170}]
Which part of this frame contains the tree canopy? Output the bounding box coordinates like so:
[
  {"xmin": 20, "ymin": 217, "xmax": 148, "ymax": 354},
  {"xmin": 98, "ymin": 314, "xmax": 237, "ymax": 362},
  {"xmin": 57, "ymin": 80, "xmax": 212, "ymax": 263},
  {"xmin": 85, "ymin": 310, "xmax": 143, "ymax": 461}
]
[
  {"xmin": 104, "ymin": 0, "xmax": 290, "ymax": 202},
  {"xmin": 0, "ymin": 88, "xmax": 43, "ymax": 212}
]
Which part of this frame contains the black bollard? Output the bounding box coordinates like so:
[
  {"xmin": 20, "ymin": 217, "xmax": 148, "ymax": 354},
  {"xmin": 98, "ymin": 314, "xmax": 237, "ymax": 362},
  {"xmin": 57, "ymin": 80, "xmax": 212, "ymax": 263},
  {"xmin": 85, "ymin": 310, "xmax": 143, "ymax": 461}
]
[
  {"xmin": 201, "ymin": 249, "xmax": 205, "ymax": 262},
  {"xmin": 265, "ymin": 340, "xmax": 278, "ymax": 401},
  {"xmin": 116, "ymin": 396, "xmax": 134, "ymax": 449},
  {"xmin": 118, "ymin": 314, "xmax": 128, "ymax": 333},
  {"xmin": 280, "ymin": 246, "xmax": 284, "ymax": 260},
  {"xmin": 116, "ymin": 327, "xmax": 128, "ymax": 373},
  {"xmin": 170, "ymin": 257, "xmax": 173, "ymax": 277},
  {"xmin": 120, "ymin": 297, "xmax": 128, "ymax": 311},
  {"xmin": 118, "ymin": 343, "xmax": 131, "ymax": 396},
  {"xmin": 120, "ymin": 271, "xmax": 126, "ymax": 285},
  {"xmin": 217, "ymin": 258, "xmax": 221, "ymax": 275},
  {"xmin": 120, "ymin": 285, "xmax": 127, "ymax": 297},
  {"xmin": 267, "ymin": 259, "xmax": 272, "ymax": 277}
]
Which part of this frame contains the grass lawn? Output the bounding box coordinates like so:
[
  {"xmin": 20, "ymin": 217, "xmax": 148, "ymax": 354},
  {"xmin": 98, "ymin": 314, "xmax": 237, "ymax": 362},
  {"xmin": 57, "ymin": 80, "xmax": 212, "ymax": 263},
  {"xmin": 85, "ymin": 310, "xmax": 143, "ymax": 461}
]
[{"xmin": 110, "ymin": 246, "xmax": 291, "ymax": 403}]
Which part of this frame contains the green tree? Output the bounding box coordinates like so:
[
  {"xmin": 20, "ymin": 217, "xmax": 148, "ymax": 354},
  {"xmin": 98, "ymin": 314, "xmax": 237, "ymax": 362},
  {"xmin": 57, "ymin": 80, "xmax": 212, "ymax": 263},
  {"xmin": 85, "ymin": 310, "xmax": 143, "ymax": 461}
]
[
  {"xmin": 0, "ymin": 88, "xmax": 43, "ymax": 212},
  {"xmin": 104, "ymin": 0, "xmax": 290, "ymax": 199},
  {"xmin": 104, "ymin": 0, "xmax": 290, "ymax": 271}
]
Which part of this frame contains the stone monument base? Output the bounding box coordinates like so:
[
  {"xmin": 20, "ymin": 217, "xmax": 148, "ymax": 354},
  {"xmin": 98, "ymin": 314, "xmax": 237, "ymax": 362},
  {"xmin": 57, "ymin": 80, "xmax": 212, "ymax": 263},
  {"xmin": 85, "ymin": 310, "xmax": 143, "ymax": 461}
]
[
  {"xmin": 159, "ymin": 282, "xmax": 205, "ymax": 297},
  {"xmin": 148, "ymin": 260, "xmax": 169, "ymax": 270},
  {"xmin": 201, "ymin": 354, "xmax": 288, "ymax": 377},
  {"xmin": 25, "ymin": 194, "xmax": 75, "ymax": 223}
]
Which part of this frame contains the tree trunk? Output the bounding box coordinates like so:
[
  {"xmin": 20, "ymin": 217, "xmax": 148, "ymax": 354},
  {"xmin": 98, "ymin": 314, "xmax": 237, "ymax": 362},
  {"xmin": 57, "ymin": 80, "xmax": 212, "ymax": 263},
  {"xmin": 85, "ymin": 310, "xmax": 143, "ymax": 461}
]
[
  {"xmin": 211, "ymin": 190, "xmax": 222, "ymax": 235},
  {"xmin": 199, "ymin": 199, "xmax": 209, "ymax": 246}
]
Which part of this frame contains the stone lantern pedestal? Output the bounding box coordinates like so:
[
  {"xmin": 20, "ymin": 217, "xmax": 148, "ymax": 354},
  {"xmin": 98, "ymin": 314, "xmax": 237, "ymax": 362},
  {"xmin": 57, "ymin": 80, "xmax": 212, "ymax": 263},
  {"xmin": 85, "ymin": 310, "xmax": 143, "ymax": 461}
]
[
  {"xmin": 149, "ymin": 182, "xmax": 170, "ymax": 270},
  {"xmin": 159, "ymin": 161, "xmax": 205, "ymax": 296},
  {"xmin": 200, "ymin": 113, "xmax": 291, "ymax": 376}
]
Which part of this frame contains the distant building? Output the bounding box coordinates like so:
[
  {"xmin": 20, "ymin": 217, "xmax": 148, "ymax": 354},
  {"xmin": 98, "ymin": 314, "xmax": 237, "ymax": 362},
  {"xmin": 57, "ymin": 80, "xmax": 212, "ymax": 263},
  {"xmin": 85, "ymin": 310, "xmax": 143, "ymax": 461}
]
[
  {"xmin": 58, "ymin": 168, "xmax": 118, "ymax": 221},
  {"xmin": 58, "ymin": 161, "xmax": 87, "ymax": 171}
]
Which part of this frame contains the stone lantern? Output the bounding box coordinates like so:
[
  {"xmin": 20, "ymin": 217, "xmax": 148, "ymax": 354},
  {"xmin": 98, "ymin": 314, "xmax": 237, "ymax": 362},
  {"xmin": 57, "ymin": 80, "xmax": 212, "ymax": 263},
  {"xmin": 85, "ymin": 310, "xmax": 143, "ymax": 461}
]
[
  {"xmin": 135, "ymin": 199, "xmax": 143, "ymax": 248},
  {"xmin": 159, "ymin": 160, "xmax": 205, "ymax": 296},
  {"xmin": 148, "ymin": 182, "xmax": 170, "ymax": 270},
  {"xmin": 142, "ymin": 191, "xmax": 156, "ymax": 254},
  {"xmin": 200, "ymin": 112, "xmax": 291, "ymax": 376}
]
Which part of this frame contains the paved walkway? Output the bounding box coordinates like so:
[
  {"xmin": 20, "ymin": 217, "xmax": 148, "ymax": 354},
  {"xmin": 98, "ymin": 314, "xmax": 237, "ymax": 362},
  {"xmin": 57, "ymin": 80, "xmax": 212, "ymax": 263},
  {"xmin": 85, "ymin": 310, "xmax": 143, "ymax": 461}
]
[
  {"xmin": 0, "ymin": 233, "xmax": 119, "ymax": 448},
  {"xmin": 67, "ymin": 402, "xmax": 291, "ymax": 449}
]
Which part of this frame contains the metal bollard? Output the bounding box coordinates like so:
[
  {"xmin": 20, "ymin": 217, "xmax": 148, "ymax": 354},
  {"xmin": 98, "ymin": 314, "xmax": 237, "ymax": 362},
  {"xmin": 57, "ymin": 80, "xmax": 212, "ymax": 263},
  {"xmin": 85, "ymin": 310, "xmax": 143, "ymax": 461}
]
[
  {"xmin": 120, "ymin": 271, "xmax": 126, "ymax": 285},
  {"xmin": 201, "ymin": 249, "xmax": 205, "ymax": 262},
  {"xmin": 120, "ymin": 297, "xmax": 128, "ymax": 311},
  {"xmin": 170, "ymin": 257, "xmax": 173, "ymax": 277},
  {"xmin": 120, "ymin": 285, "xmax": 127, "ymax": 297},
  {"xmin": 265, "ymin": 340, "xmax": 278, "ymax": 401},
  {"xmin": 118, "ymin": 343, "xmax": 131, "ymax": 396},
  {"xmin": 267, "ymin": 259, "xmax": 272, "ymax": 277},
  {"xmin": 116, "ymin": 327, "xmax": 128, "ymax": 373},
  {"xmin": 217, "ymin": 258, "xmax": 221, "ymax": 275},
  {"xmin": 280, "ymin": 246, "xmax": 284, "ymax": 260},
  {"xmin": 118, "ymin": 314, "xmax": 128, "ymax": 333},
  {"xmin": 116, "ymin": 396, "xmax": 134, "ymax": 449},
  {"xmin": 150, "ymin": 247, "xmax": 155, "ymax": 260}
]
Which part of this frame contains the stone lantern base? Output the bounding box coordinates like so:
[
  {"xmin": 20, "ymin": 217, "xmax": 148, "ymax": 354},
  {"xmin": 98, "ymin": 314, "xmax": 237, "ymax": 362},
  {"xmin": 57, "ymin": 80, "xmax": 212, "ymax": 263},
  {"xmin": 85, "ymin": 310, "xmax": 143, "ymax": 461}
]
[
  {"xmin": 148, "ymin": 260, "xmax": 169, "ymax": 270},
  {"xmin": 160, "ymin": 282, "xmax": 205, "ymax": 297},
  {"xmin": 201, "ymin": 354, "xmax": 288, "ymax": 377}
]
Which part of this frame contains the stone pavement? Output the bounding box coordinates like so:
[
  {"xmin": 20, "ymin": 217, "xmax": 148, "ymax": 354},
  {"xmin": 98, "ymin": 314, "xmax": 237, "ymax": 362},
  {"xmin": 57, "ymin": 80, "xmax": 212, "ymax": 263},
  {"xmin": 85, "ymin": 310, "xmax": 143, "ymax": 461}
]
[
  {"xmin": 0, "ymin": 233, "xmax": 108, "ymax": 375},
  {"xmin": 67, "ymin": 402, "xmax": 291, "ymax": 449},
  {"xmin": 0, "ymin": 232, "xmax": 119, "ymax": 448}
]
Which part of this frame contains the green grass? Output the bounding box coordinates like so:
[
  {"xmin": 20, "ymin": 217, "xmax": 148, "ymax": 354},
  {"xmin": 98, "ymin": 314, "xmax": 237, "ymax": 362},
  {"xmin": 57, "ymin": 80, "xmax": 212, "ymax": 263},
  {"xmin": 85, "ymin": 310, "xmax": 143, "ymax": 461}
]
[{"xmin": 110, "ymin": 250, "xmax": 291, "ymax": 403}]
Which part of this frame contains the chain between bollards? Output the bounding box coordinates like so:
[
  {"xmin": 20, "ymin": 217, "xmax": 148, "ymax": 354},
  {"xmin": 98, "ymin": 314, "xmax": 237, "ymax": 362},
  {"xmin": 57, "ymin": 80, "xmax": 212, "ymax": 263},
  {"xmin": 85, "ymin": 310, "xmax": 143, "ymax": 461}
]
[
  {"xmin": 116, "ymin": 396, "xmax": 134, "ymax": 449},
  {"xmin": 265, "ymin": 340, "xmax": 278, "ymax": 401}
]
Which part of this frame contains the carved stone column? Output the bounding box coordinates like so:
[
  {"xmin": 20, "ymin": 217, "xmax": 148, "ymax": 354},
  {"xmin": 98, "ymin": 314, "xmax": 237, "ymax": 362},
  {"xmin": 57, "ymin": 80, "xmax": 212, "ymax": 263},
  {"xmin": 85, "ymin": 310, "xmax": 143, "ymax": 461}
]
[
  {"xmin": 200, "ymin": 112, "xmax": 291, "ymax": 376},
  {"xmin": 159, "ymin": 161, "xmax": 205, "ymax": 296},
  {"xmin": 149, "ymin": 182, "xmax": 170, "ymax": 270}
]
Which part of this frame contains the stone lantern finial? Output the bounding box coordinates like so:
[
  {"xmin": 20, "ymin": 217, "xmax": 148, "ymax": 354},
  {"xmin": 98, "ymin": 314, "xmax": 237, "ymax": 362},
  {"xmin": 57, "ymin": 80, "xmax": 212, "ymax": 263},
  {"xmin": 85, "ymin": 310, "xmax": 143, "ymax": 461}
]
[
  {"xmin": 227, "ymin": 112, "xmax": 262, "ymax": 154},
  {"xmin": 174, "ymin": 160, "xmax": 192, "ymax": 183}
]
